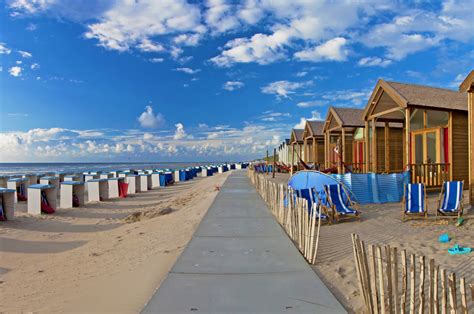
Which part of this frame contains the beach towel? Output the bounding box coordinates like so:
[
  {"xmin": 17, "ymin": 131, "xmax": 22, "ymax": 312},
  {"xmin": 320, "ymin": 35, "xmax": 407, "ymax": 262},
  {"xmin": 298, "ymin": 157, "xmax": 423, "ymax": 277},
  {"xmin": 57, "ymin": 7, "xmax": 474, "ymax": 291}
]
[
  {"xmin": 0, "ymin": 195, "xmax": 5, "ymax": 221},
  {"xmin": 41, "ymin": 190, "xmax": 55, "ymax": 214},
  {"xmin": 439, "ymin": 181, "xmax": 463, "ymax": 213}
]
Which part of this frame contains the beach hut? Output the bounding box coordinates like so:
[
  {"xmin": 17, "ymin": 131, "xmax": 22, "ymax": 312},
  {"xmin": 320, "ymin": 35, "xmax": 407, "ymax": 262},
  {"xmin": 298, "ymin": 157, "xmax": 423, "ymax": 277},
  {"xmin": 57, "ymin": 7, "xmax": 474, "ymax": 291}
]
[
  {"xmin": 27, "ymin": 184, "xmax": 56, "ymax": 215},
  {"xmin": 139, "ymin": 174, "xmax": 152, "ymax": 192},
  {"xmin": 362, "ymin": 79, "xmax": 468, "ymax": 188},
  {"xmin": 40, "ymin": 176, "xmax": 60, "ymax": 188},
  {"xmin": 87, "ymin": 179, "xmax": 109, "ymax": 202},
  {"xmin": 125, "ymin": 174, "xmax": 139, "ymax": 194},
  {"xmin": 64, "ymin": 175, "xmax": 82, "ymax": 182},
  {"xmin": 60, "ymin": 181, "xmax": 85, "ymax": 208},
  {"xmin": 55, "ymin": 172, "xmax": 67, "ymax": 182},
  {"xmin": 84, "ymin": 174, "xmax": 99, "ymax": 182},
  {"xmin": 459, "ymin": 70, "xmax": 474, "ymax": 204},
  {"xmin": 290, "ymin": 129, "xmax": 305, "ymax": 173},
  {"xmin": 302, "ymin": 121, "xmax": 325, "ymax": 170},
  {"xmin": 323, "ymin": 107, "xmax": 369, "ymax": 174},
  {"xmin": 151, "ymin": 172, "xmax": 162, "ymax": 188},
  {"xmin": 23, "ymin": 174, "xmax": 38, "ymax": 185},
  {"xmin": 0, "ymin": 175, "xmax": 8, "ymax": 188},
  {"xmin": 0, "ymin": 188, "xmax": 16, "ymax": 220},
  {"xmin": 100, "ymin": 173, "xmax": 114, "ymax": 179},
  {"xmin": 7, "ymin": 178, "xmax": 29, "ymax": 203}
]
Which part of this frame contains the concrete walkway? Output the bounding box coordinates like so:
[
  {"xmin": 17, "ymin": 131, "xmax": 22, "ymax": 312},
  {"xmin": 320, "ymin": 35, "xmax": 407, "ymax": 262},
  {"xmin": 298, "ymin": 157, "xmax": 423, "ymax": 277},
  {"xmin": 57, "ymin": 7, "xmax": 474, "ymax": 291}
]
[{"xmin": 142, "ymin": 171, "xmax": 346, "ymax": 313}]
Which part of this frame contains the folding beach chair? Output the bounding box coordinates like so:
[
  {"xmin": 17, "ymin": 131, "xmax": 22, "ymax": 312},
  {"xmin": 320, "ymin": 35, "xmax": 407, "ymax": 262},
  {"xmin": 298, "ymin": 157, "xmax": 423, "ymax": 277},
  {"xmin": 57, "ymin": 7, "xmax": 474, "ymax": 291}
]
[
  {"xmin": 402, "ymin": 183, "xmax": 427, "ymax": 221},
  {"xmin": 292, "ymin": 188, "xmax": 330, "ymax": 223},
  {"xmin": 436, "ymin": 181, "xmax": 464, "ymax": 219},
  {"xmin": 323, "ymin": 184, "xmax": 361, "ymax": 222}
]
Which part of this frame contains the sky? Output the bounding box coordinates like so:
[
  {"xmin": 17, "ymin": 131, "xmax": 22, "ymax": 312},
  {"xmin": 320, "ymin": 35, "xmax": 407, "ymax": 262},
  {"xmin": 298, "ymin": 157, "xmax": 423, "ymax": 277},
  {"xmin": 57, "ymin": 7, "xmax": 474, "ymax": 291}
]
[{"xmin": 0, "ymin": 0, "xmax": 473, "ymax": 162}]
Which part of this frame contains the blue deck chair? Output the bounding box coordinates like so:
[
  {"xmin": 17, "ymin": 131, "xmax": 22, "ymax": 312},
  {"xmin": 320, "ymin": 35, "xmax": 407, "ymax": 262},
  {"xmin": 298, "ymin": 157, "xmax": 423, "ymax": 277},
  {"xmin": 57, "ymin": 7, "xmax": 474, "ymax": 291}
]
[
  {"xmin": 294, "ymin": 188, "xmax": 330, "ymax": 222},
  {"xmin": 436, "ymin": 181, "xmax": 464, "ymax": 219},
  {"xmin": 323, "ymin": 184, "xmax": 361, "ymax": 222},
  {"xmin": 402, "ymin": 183, "xmax": 427, "ymax": 221}
]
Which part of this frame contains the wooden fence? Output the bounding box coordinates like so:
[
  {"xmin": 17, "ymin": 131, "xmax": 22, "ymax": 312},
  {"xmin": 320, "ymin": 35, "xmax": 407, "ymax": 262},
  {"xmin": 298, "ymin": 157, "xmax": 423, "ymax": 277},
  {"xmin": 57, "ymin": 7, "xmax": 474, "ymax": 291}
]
[
  {"xmin": 352, "ymin": 234, "xmax": 473, "ymax": 313},
  {"xmin": 248, "ymin": 170, "xmax": 323, "ymax": 264}
]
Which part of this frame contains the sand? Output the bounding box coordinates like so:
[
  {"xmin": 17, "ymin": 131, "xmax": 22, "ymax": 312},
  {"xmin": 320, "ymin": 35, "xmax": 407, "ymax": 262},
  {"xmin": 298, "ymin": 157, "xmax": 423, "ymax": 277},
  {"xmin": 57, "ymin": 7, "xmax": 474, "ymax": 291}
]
[
  {"xmin": 0, "ymin": 172, "xmax": 230, "ymax": 313},
  {"xmin": 265, "ymin": 172, "xmax": 473, "ymax": 313}
]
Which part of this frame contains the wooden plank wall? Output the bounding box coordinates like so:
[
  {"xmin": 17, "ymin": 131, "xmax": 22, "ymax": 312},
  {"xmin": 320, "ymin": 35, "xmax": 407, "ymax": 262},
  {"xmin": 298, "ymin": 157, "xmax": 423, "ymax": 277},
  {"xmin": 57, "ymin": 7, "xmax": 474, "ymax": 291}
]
[
  {"xmin": 389, "ymin": 128, "xmax": 404, "ymax": 172},
  {"xmin": 376, "ymin": 128, "xmax": 385, "ymax": 172},
  {"xmin": 451, "ymin": 111, "xmax": 469, "ymax": 184},
  {"xmin": 344, "ymin": 134, "xmax": 353, "ymax": 166}
]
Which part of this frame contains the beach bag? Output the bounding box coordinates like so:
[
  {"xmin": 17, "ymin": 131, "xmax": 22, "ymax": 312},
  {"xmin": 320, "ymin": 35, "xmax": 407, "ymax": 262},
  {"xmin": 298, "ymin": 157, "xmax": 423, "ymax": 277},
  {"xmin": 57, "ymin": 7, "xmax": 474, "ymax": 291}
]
[
  {"xmin": 119, "ymin": 182, "xmax": 129, "ymax": 198},
  {"xmin": 72, "ymin": 194, "xmax": 80, "ymax": 207},
  {"xmin": 41, "ymin": 190, "xmax": 55, "ymax": 214},
  {"xmin": 17, "ymin": 184, "xmax": 27, "ymax": 201},
  {"xmin": 0, "ymin": 195, "xmax": 5, "ymax": 221}
]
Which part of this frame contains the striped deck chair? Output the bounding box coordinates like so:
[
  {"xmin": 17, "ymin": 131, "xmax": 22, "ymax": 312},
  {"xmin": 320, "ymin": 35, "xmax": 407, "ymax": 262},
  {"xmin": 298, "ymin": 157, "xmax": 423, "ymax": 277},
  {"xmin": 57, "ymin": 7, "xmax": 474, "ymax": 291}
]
[
  {"xmin": 294, "ymin": 189, "xmax": 329, "ymax": 222},
  {"xmin": 323, "ymin": 184, "xmax": 361, "ymax": 222},
  {"xmin": 402, "ymin": 183, "xmax": 427, "ymax": 221},
  {"xmin": 436, "ymin": 181, "xmax": 464, "ymax": 219}
]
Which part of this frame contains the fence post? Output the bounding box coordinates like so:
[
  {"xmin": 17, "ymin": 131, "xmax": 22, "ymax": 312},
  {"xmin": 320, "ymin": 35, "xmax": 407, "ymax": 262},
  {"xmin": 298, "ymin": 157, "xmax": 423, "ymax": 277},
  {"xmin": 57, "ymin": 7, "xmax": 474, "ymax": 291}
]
[
  {"xmin": 459, "ymin": 277, "xmax": 467, "ymax": 314},
  {"xmin": 419, "ymin": 256, "xmax": 425, "ymax": 313},
  {"xmin": 401, "ymin": 250, "xmax": 407, "ymax": 314},
  {"xmin": 410, "ymin": 254, "xmax": 416, "ymax": 314},
  {"xmin": 377, "ymin": 246, "xmax": 387, "ymax": 314},
  {"xmin": 448, "ymin": 273, "xmax": 457, "ymax": 314},
  {"xmin": 441, "ymin": 269, "xmax": 447, "ymax": 314}
]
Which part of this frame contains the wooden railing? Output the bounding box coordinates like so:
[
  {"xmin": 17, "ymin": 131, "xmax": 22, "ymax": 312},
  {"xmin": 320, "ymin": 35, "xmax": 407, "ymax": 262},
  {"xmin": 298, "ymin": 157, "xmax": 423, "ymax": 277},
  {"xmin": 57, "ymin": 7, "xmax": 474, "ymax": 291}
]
[
  {"xmin": 409, "ymin": 163, "xmax": 450, "ymax": 187},
  {"xmin": 347, "ymin": 162, "xmax": 366, "ymax": 173}
]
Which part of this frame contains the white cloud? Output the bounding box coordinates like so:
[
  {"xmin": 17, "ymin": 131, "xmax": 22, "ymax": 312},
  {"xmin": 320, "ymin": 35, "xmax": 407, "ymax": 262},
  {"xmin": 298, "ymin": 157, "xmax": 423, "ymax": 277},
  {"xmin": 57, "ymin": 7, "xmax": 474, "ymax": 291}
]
[
  {"xmin": 84, "ymin": 0, "xmax": 203, "ymax": 52},
  {"xmin": 294, "ymin": 37, "xmax": 348, "ymax": 62},
  {"xmin": 31, "ymin": 63, "xmax": 40, "ymax": 69},
  {"xmin": 0, "ymin": 42, "xmax": 11, "ymax": 54},
  {"xmin": 19, "ymin": 50, "xmax": 33, "ymax": 58},
  {"xmin": 26, "ymin": 23, "xmax": 37, "ymax": 31},
  {"xmin": 295, "ymin": 71, "xmax": 307, "ymax": 77},
  {"xmin": 358, "ymin": 57, "xmax": 392, "ymax": 67},
  {"xmin": 223, "ymin": 81, "xmax": 244, "ymax": 91},
  {"xmin": 261, "ymin": 80, "xmax": 312, "ymax": 99},
  {"xmin": 296, "ymin": 100, "xmax": 327, "ymax": 108},
  {"xmin": 260, "ymin": 111, "xmax": 291, "ymax": 122},
  {"xmin": 173, "ymin": 33, "xmax": 201, "ymax": 46},
  {"xmin": 136, "ymin": 39, "xmax": 165, "ymax": 52},
  {"xmin": 205, "ymin": 0, "xmax": 240, "ymax": 34},
  {"xmin": 149, "ymin": 58, "xmax": 164, "ymax": 63},
  {"xmin": 16, "ymin": 60, "xmax": 22, "ymax": 64},
  {"xmin": 173, "ymin": 123, "xmax": 186, "ymax": 140},
  {"xmin": 137, "ymin": 105, "xmax": 165, "ymax": 129},
  {"xmin": 321, "ymin": 89, "xmax": 371, "ymax": 107},
  {"xmin": 175, "ymin": 67, "xmax": 200, "ymax": 74},
  {"xmin": 143, "ymin": 132, "xmax": 154, "ymax": 140},
  {"xmin": 9, "ymin": 66, "xmax": 22, "ymax": 77},
  {"xmin": 294, "ymin": 110, "xmax": 323, "ymax": 128}
]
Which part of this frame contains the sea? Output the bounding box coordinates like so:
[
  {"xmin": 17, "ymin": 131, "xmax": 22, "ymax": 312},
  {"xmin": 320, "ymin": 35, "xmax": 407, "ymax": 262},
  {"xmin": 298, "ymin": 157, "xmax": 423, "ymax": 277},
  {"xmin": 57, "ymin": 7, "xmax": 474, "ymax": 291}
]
[{"xmin": 0, "ymin": 162, "xmax": 220, "ymax": 175}]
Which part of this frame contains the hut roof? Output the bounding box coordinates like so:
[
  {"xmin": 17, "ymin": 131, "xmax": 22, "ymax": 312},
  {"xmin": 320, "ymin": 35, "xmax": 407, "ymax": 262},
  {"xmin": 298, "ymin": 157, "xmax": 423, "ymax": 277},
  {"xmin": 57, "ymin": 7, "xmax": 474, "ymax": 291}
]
[
  {"xmin": 459, "ymin": 70, "xmax": 474, "ymax": 92},
  {"xmin": 332, "ymin": 107, "xmax": 365, "ymax": 127},
  {"xmin": 385, "ymin": 81, "xmax": 467, "ymax": 111},
  {"xmin": 291, "ymin": 129, "xmax": 304, "ymax": 142},
  {"xmin": 307, "ymin": 121, "xmax": 325, "ymax": 136}
]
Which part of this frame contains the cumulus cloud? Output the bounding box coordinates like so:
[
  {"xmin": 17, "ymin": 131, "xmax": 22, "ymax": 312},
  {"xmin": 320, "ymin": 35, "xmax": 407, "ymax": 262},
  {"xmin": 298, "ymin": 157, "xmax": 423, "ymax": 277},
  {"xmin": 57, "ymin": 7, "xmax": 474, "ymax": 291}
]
[
  {"xmin": 294, "ymin": 110, "xmax": 323, "ymax": 128},
  {"xmin": 296, "ymin": 100, "xmax": 327, "ymax": 108},
  {"xmin": 173, "ymin": 123, "xmax": 186, "ymax": 140},
  {"xmin": 9, "ymin": 66, "xmax": 22, "ymax": 77},
  {"xmin": 136, "ymin": 39, "xmax": 165, "ymax": 52},
  {"xmin": 294, "ymin": 37, "xmax": 348, "ymax": 62},
  {"xmin": 30, "ymin": 63, "xmax": 40, "ymax": 69},
  {"xmin": 261, "ymin": 80, "xmax": 312, "ymax": 99},
  {"xmin": 137, "ymin": 105, "xmax": 165, "ymax": 128},
  {"xmin": 223, "ymin": 81, "xmax": 244, "ymax": 91}
]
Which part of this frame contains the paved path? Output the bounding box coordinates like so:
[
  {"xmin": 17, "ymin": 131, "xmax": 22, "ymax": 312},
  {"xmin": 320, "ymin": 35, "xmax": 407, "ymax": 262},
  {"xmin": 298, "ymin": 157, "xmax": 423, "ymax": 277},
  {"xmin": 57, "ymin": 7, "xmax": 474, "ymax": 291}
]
[{"xmin": 142, "ymin": 171, "xmax": 346, "ymax": 313}]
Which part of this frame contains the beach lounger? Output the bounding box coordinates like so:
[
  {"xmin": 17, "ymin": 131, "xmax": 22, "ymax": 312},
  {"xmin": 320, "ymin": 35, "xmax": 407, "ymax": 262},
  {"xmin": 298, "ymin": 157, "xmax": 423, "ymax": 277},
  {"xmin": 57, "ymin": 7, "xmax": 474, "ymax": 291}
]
[
  {"xmin": 402, "ymin": 183, "xmax": 427, "ymax": 221},
  {"xmin": 436, "ymin": 181, "xmax": 464, "ymax": 219},
  {"xmin": 323, "ymin": 184, "xmax": 361, "ymax": 222}
]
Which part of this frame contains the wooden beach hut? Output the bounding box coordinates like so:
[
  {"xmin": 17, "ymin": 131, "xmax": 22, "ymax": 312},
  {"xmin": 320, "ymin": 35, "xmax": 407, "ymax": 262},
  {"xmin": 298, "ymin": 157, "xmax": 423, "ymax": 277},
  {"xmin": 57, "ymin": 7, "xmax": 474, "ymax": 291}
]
[
  {"xmin": 362, "ymin": 79, "xmax": 468, "ymax": 188},
  {"xmin": 459, "ymin": 70, "xmax": 474, "ymax": 204},
  {"xmin": 302, "ymin": 121, "xmax": 325, "ymax": 169},
  {"xmin": 290, "ymin": 129, "xmax": 304, "ymax": 173},
  {"xmin": 323, "ymin": 107, "xmax": 366, "ymax": 173}
]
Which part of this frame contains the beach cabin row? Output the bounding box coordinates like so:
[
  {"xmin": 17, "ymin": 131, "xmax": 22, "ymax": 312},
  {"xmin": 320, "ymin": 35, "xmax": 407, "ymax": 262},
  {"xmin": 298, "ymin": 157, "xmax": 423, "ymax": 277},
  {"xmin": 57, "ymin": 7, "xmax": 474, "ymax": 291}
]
[
  {"xmin": 0, "ymin": 163, "xmax": 244, "ymax": 220},
  {"xmin": 278, "ymin": 71, "xmax": 473, "ymax": 197}
]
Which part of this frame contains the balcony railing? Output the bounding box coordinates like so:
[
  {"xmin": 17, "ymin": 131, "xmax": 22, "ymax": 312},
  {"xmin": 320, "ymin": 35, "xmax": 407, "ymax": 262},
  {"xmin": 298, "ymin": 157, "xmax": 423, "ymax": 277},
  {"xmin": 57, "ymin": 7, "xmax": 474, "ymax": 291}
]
[{"xmin": 409, "ymin": 163, "xmax": 450, "ymax": 187}]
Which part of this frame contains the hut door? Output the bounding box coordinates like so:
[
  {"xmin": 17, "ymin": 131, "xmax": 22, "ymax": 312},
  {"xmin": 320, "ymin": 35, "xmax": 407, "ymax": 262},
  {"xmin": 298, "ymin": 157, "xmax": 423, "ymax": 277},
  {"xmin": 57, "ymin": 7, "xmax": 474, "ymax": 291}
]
[{"xmin": 411, "ymin": 129, "xmax": 441, "ymax": 164}]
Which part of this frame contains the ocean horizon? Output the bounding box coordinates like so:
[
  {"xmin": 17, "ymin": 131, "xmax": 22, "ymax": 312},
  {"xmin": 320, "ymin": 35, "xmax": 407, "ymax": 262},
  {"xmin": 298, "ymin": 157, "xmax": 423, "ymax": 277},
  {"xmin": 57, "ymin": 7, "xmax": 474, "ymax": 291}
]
[{"xmin": 0, "ymin": 162, "xmax": 230, "ymax": 175}]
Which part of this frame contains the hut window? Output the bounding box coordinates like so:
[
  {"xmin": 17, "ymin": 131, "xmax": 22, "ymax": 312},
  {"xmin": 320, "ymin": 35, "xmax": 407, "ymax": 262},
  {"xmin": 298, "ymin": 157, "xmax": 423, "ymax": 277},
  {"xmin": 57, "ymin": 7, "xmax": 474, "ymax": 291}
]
[
  {"xmin": 426, "ymin": 110, "xmax": 448, "ymax": 128},
  {"xmin": 354, "ymin": 128, "xmax": 364, "ymax": 140},
  {"xmin": 410, "ymin": 109, "xmax": 424, "ymax": 130}
]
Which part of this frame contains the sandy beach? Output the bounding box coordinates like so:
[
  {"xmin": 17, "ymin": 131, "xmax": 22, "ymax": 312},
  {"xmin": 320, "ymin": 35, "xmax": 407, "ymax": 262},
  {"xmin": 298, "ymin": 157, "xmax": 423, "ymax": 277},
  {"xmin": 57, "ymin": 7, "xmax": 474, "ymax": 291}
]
[
  {"xmin": 265, "ymin": 173, "xmax": 473, "ymax": 313},
  {"xmin": 0, "ymin": 172, "xmax": 230, "ymax": 313}
]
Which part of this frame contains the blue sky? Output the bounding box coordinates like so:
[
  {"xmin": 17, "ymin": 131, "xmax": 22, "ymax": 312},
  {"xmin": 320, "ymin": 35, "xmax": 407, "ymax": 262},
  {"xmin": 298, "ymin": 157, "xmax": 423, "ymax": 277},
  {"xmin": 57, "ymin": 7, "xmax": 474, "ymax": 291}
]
[{"xmin": 0, "ymin": 0, "xmax": 473, "ymax": 162}]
